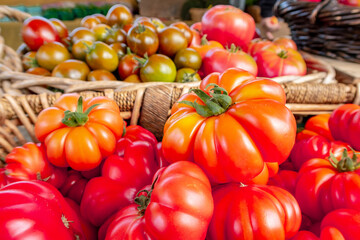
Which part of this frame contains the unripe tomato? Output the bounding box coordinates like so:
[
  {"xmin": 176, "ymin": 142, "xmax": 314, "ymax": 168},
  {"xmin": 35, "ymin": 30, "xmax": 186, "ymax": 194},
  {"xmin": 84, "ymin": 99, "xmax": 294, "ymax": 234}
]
[
  {"xmin": 22, "ymin": 51, "xmax": 38, "ymax": 70},
  {"xmin": 176, "ymin": 68, "xmax": 201, "ymax": 83},
  {"xmin": 134, "ymin": 16, "xmax": 157, "ymax": 33},
  {"xmin": 104, "ymin": 28, "xmax": 127, "ymax": 44},
  {"xmin": 106, "ymin": 4, "xmax": 133, "ymax": 27},
  {"xmin": 70, "ymin": 27, "xmax": 96, "ymax": 44},
  {"xmin": 52, "ymin": 59, "xmax": 90, "ymax": 80},
  {"xmin": 92, "ymin": 24, "xmax": 112, "ymax": 42},
  {"xmin": 36, "ymin": 42, "xmax": 71, "ymax": 71},
  {"xmin": 126, "ymin": 24, "xmax": 159, "ymax": 57},
  {"xmin": 110, "ymin": 43, "xmax": 127, "ymax": 59},
  {"xmin": 93, "ymin": 13, "xmax": 107, "ymax": 24},
  {"xmin": 140, "ymin": 54, "xmax": 176, "ymax": 82},
  {"xmin": 85, "ymin": 42, "xmax": 119, "ymax": 72},
  {"xmin": 174, "ymin": 48, "xmax": 202, "ymax": 70},
  {"xmin": 158, "ymin": 27, "xmax": 188, "ymax": 57},
  {"xmin": 72, "ymin": 40, "xmax": 93, "ymax": 61}
]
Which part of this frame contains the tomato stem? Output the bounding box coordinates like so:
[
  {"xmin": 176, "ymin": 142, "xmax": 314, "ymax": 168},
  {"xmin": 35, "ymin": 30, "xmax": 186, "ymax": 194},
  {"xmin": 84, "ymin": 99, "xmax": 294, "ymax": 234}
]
[
  {"xmin": 134, "ymin": 175, "xmax": 159, "ymax": 216},
  {"xmin": 61, "ymin": 96, "xmax": 100, "ymax": 127},
  {"xmin": 178, "ymin": 83, "xmax": 232, "ymax": 117},
  {"xmin": 135, "ymin": 23, "xmax": 146, "ymax": 34},
  {"xmin": 277, "ymin": 50, "xmax": 288, "ymax": 59},
  {"xmin": 200, "ymin": 34, "xmax": 209, "ymax": 46},
  {"xmin": 328, "ymin": 148, "xmax": 360, "ymax": 172}
]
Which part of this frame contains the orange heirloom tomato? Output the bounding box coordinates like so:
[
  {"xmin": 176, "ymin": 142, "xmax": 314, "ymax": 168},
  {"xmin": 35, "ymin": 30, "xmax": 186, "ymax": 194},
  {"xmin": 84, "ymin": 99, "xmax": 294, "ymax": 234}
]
[
  {"xmin": 190, "ymin": 34, "xmax": 224, "ymax": 59},
  {"xmin": 296, "ymin": 114, "xmax": 333, "ymax": 141},
  {"xmin": 162, "ymin": 68, "xmax": 296, "ymax": 184},
  {"xmin": 34, "ymin": 94, "xmax": 124, "ymax": 171}
]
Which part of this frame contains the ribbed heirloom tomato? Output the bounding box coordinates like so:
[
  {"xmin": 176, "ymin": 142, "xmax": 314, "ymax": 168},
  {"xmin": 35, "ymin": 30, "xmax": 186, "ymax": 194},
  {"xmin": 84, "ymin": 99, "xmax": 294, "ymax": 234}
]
[
  {"xmin": 162, "ymin": 68, "xmax": 296, "ymax": 184},
  {"xmin": 34, "ymin": 93, "xmax": 124, "ymax": 171}
]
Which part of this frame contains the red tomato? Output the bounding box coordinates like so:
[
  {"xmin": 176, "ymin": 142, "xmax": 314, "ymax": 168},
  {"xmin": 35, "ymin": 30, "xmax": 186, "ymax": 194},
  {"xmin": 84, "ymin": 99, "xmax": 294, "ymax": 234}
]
[
  {"xmin": 208, "ymin": 183, "xmax": 301, "ymax": 240},
  {"xmin": 254, "ymin": 44, "xmax": 306, "ymax": 77},
  {"xmin": 104, "ymin": 161, "xmax": 213, "ymax": 240},
  {"xmin": 118, "ymin": 50, "xmax": 141, "ymax": 80},
  {"xmin": 338, "ymin": 0, "xmax": 360, "ymax": 6},
  {"xmin": 247, "ymin": 38, "xmax": 274, "ymax": 56},
  {"xmin": 268, "ymin": 170, "xmax": 298, "ymax": 195},
  {"xmin": 190, "ymin": 22, "xmax": 202, "ymax": 32},
  {"xmin": 162, "ymin": 68, "xmax": 296, "ymax": 184},
  {"xmin": 320, "ymin": 209, "xmax": 360, "ymax": 240},
  {"xmin": 202, "ymin": 46, "xmax": 258, "ymax": 76},
  {"xmin": 329, "ymin": 104, "xmax": 360, "ymax": 151},
  {"xmin": 22, "ymin": 16, "xmax": 61, "ymax": 51},
  {"xmin": 80, "ymin": 139, "xmax": 159, "ymax": 226},
  {"xmin": 60, "ymin": 170, "xmax": 88, "ymax": 204},
  {"xmin": 295, "ymin": 150, "xmax": 360, "ymax": 221},
  {"xmin": 190, "ymin": 29, "xmax": 201, "ymax": 46},
  {"xmin": 290, "ymin": 135, "xmax": 350, "ymax": 170},
  {"xmin": 0, "ymin": 181, "xmax": 85, "ymax": 239},
  {"xmin": 190, "ymin": 35, "xmax": 224, "ymax": 59},
  {"xmin": 201, "ymin": 5, "xmax": 255, "ymax": 49},
  {"xmin": 291, "ymin": 231, "xmax": 319, "ymax": 240},
  {"xmin": 34, "ymin": 94, "xmax": 124, "ymax": 171},
  {"xmin": 273, "ymin": 36, "xmax": 297, "ymax": 50},
  {"xmin": 297, "ymin": 114, "xmax": 333, "ymax": 141},
  {"xmin": 4, "ymin": 142, "xmax": 67, "ymax": 188}
]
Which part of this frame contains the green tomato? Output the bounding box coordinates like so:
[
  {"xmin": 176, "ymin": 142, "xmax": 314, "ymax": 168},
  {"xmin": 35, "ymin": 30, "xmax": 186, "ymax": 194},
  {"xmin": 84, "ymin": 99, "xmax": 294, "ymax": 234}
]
[
  {"xmin": 176, "ymin": 68, "xmax": 201, "ymax": 83},
  {"xmin": 140, "ymin": 54, "xmax": 176, "ymax": 82},
  {"xmin": 174, "ymin": 48, "xmax": 202, "ymax": 70}
]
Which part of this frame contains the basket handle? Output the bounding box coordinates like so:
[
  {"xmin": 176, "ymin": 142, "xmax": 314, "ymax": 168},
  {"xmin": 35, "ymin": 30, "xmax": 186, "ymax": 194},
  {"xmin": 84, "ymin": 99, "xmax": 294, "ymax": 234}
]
[
  {"xmin": 309, "ymin": 0, "xmax": 338, "ymax": 24},
  {"xmin": 0, "ymin": 5, "xmax": 31, "ymax": 22}
]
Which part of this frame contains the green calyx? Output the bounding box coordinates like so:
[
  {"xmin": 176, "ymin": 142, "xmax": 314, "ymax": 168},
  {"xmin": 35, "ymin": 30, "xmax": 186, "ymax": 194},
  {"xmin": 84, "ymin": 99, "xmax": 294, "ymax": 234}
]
[
  {"xmin": 200, "ymin": 34, "xmax": 209, "ymax": 45},
  {"xmin": 134, "ymin": 175, "xmax": 159, "ymax": 216},
  {"xmin": 278, "ymin": 50, "xmax": 288, "ymax": 59},
  {"xmin": 179, "ymin": 83, "xmax": 232, "ymax": 117},
  {"xmin": 227, "ymin": 43, "xmax": 241, "ymax": 53},
  {"xmin": 61, "ymin": 96, "xmax": 99, "ymax": 127},
  {"xmin": 329, "ymin": 148, "xmax": 360, "ymax": 172},
  {"xmin": 135, "ymin": 23, "xmax": 146, "ymax": 34}
]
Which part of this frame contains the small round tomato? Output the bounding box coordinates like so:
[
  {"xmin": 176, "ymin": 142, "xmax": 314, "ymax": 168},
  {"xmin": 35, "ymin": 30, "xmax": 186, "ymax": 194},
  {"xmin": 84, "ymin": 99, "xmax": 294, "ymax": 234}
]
[
  {"xmin": 104, "ymin": 28, "xmax": 127, "ymax": 44},
  {"xmin": 140, "ymin": 54, "xmax": 176, "ymax": 82},
  {"xmin": 176, "ymin": 68, "xmax": 201, "ymax": 83},
  {"xmin": 72, "ymin": 40, "xmax": 93, "ymax": 61},
  {"xmin": 93, "ymin": 13, "xmax": 107, "ymax": 24},
  {"xmin": 81, "ymin": 16, "xmax": 101, "ymax": 29},
  {"xmin": 49, "ymin": 18, "xmax": 68, "ymax": 39},
  {"xmin": 92, "ymin": 24, "xmax": 112, "ymax": 42},
  {"xmin": 134, "ymin": 17, "xmax": 157, "ymax": 33},
  {"xmin": 26, "ymin": 67, "xmax": 51, "ymax": 76},
  {"xmin": 52, "ymin": 59, "xmax": 90, "ymax": 80},
  {"xmin": 174, "ymin": 48, "xmax": 202, "ymax": 70},
  {"xmin": 158, "ymin": 26, "xmax": 188, "ymax": 57},
  {"xmin": 170, "ymin": 21, "xmax": 193, "ymax": 46},
  {"xmin": 22, "ymin": 51, "xmax": 38, "ymax": 70},
  {"xmin": 36, "ymin": 42, "xmax": 71, "ymax": 71},
  {"xmin": 87, "ymin": 69, "xmax": 117, "ymax": 81},
  {"xmin": 70, "ymin": 27, "xmax": 96, "ymax": 44},
  {"xmin": 110, "ymin": 43, "xmax": 127, "ymax": 59},
  {"xmin": 123, "ymin": 74, "xmax": 141, "ymax": 82},
  {"xmin": 127, "ymin": 24, "xmax": 159, "ymax": 57},
  {"xmin": 85, "ymin": 42, "xmax": 119, "ymax": 72},
  {"xmin": 118, "ymin": 51, "xmax": 141, "ymax": 80},
  {"xmin": 106, "ymin": 4, "xmax": 133, "ymax": 27}
]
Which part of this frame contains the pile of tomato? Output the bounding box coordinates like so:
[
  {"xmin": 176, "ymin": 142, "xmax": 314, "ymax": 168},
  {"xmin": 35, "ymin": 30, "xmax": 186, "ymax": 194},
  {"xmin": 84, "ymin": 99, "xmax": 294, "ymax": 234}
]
[{"xmin": 20, "ymin": 4, "xmax": 306, "ymax": 84}]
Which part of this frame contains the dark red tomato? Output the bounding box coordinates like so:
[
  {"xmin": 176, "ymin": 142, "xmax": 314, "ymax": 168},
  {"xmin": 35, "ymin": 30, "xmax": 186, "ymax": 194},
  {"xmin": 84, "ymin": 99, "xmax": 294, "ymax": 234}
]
[
  {"xmin": 106, "ymin": 4, "xmax": 133, "ymax": 27},
  {"xmin": 104, "ymin": 28, "xmax": 127, "ymax": 44},
  {"xmin": 36, "ymin": 41, "xmax": 71, "ymax": 71},
  {"xmin": 201, "ymin": 5, "xmax": 255, "ymax": 49},
  {"xmin": 50, "ymin": 18, "xmax": 68, "ymax": 39},
  {"xmin": 81, "ymin": 15, "xmax": 101, "ymax": 29},
  {"xmin": 85, "ymin": 41, "xmax": 119, "ymax": 72},
  {"xmin": 290, "ymin": 135, "xmax": 350, "ymax": 170},
  {"xmin": 140, "ymin": 54, "xmax": 176, "ymax": 82},
  {"xmin": 268, "ymin": 170, "xmax": 298, "ymax": 195},
  {"xmin": 72, "ymin": 39, "xmax": 93, "ymax": 61},
  {"xmin": 170, "ymin": 21, "xmax": 193, "ymax": 46},
  {"xmin": 4, "ymin": 142, "xmax": 67, "ymax": 189},
  {"xmin": 52, "ymin": 59, "xmax": 90, "ymax": 80},
  {"xmin": 174, "ymin": 48, "xmax": 202, "ymax": 70},
  {"xmin": 0, "ymin": 181, "xmax": 85, "ymax": 239},
  {"xmin": 26, "ymin": 67, "xmax": 51, "ymax": 76},
  {"xmin": 80, "ymin": 140, "xmax": 159, "ymax": 227},
  {"xmin": 208, "ymin": 183, "xmax": 301, "ymax": 240},
  {"xmin": 60, "ymin": 170, "xmax": 88, "ymax": 204},
  {"xmin": 329, "ymin": 104, "xmax": 360, "ymax": 151},
  {"xmin": 104, "ymin": 161, "xmax": 213, "ymax": 240},
  {"xmin": 126, "ymin": 24, "xmax": 159, "ymax": 57},
  {"xmin": 87, "ymin": 69, "xmax": 117, "ymax": 81},
  {"xmin": 118, "ymin": 51, "xmax": 141, "ymax": 79},
  {"xmin": 158, "ymin": 26, "xmax": 188, "ymax": 57},
  {"xmin": 22, "ymin": 16, "xmax": 61, "ymax": 51},
  {"xmin": 22, "ymin": 51, "xmax": 38, "ymax": 70},
  {"xmin": 70, "ymin": 27, "xmax": 96, "ymax": 44},
  {"xmin": 202, "ymin": 45, "xmax": 258, "ymax": 76}
]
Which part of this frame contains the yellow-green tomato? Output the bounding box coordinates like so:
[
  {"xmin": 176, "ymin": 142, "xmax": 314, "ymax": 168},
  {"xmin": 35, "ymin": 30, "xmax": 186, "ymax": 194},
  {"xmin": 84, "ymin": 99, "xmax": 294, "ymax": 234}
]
[
  {"xmin": 174, "ymin": 48, "xmax": 202, "ymax": 70},
  {"xmin": 176, "ymin": 68, "xmax": 201, "ymax": 83},
  {"xmin": 85, "ymin": 41, "xmax": 119, "ymax": 72},
  {"xmin": 140, "ymin": 54, "xmax": 176, "ymax": 82},
  {"xmin": 36, "ymin": 42, "xmax": 71, "ymax": 71},
  {"xmin": 52, "ymin": 59, "xmax": 90, "ymax": 80}
]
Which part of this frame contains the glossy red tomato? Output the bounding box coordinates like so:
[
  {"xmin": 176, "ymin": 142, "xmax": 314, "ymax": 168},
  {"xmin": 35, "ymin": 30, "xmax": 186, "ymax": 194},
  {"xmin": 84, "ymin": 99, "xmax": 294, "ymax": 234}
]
[
  {"xmin": 329, "ymin": 104, "xmax": 360, "ymax": 151},
  {"xmin": 118, "ymin": 51, "xmax": 141, "ymax": 80},
  {"xmin": 22, "ymin": 16, "xmax": 61, "ymax": 51},
  {"xmin": 60, "ymin": 170, "xmax": 88, "ymax": 204},
  {"xmin": 34, "ymin": 93, "xmax": 124, "ymax": 171},
  {"xmin": 254, "ymin": 45, "xmax": 306, "ymax": 77},
  {"xmin": 297, "ymin": 114, "xmax": 333, "ymax": 141},
  {"xmin": 162, "ymin": 68, "xmax": 296, "ymax": 184},
  {"xmin": 104, "ymin": 161, "xmax": 213, "ymax": 240},
  {"xmin": 0, "ymin": 181, "xmax": 85, "ymax": 239},
  {"xmin": 268, "ymin": 170, "xmax": 298, "ymax": 195},
  {"xmin": 201, "ymin": 5, "xmax": 255, "ymax": 49},
  {"xmin": 295, "ymin": 149, "xmax": 360, "ymax": 221},
  {"xmin": 247, "ymin": 38, "xmax": 274, "ymax": 56},
  {"xmin": 208, "ymin": 183, "xmax": 301, "ymax": 240},
  {"xmin": 106, "ymin": 4, "xmax": 133, "ymax": 27},
  {"xmin": 126, "ymin": 24, "xmax": 159, "ymax": 57},
  {"xmin": 202, "ymin": 45, "xmax": 258, "ymax": 77}
]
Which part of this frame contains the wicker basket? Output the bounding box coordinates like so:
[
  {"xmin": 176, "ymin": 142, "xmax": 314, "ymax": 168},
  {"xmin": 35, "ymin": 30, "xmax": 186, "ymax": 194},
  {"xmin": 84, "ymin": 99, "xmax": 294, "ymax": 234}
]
[{"xmin": 274, "ymin": 0, "xmax": 360, "ymax": 63}]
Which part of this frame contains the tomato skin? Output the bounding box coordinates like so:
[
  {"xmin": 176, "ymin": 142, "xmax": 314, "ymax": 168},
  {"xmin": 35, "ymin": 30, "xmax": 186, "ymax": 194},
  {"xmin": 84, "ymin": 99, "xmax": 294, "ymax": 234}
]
[
  {"xmin": 273, "ymin": 37, "xmax": 298, "ymax": 50},
  {"xmin": 163, "ymin": 68, "xmax": 295, "ymax": 184},
  {"xmin": 50, "ymin": 18, "xmax": 68, "ymax": 39},
  {"xmin": 4, "ymin": 142, "xmax": 66, "ymax": 189},
  {"xmin": 105, "ymin": 28, "xmax": 127, "ymax": 45},
  {"xmin": 158, "ymin": 27, "xmax": 188, "ymax": 57},
  {"xmin": 86, "ymin": 41, "xmax": 119, "ymax": 72},
  {"xmin": 92, "ymin": 24, "xmax": 112, "ymax": 42},
  {"xmin": 190, "ymin": 36, "xmax": 224, "ymax": 59},
  {"xmin": 202, "ymin": 47, "xmax": 258, "ymax": 77},
  {"xmin": 60, "ymin": 170, "xmax": 88, "ymax": 204},
  {"xmin": 170, "ymin": 21, "xmax": 193, "ymax": 46},
  {"xmin": 118, "ymin": 53, "xmax": 141, "ymax": 79},
  {"xmin": 140, "ymin": 54, "xmax": 177, "ymax": 82},
  {"xmin": 176, "ymin": 68, "xmax": 201, "ymax": 83},
  {"xmin": 297, "ymin": 114, "xmax": 333, "ymax": 141},
  {"xmin": 106, "ymin": 4, "xmax": 133, "ymax": 27},
  {"xmin": 81, "ymin": 15, "xmax": 101, "ymax": 29},
  {"xmin": 268, "ymin": 170, "xmax": 298, "ymax": 195},
  {"xmin": 104, "ymin": 161, "xmax": 213, "ymax": 240},
  {"xmin": 291, "ymin": 231, "xmax": 319, "ymax": 240},
  {"xmin": 36, "ymin": 42, "xmax": 71, "ymax": 71},
  {"xmin": 22, "ymin": 51, "xmax": 38, "ymax": 70},
  {"xmin": 174, "ymin": 48, "xmax": 202, "ymax": 70},
  {"xmin": 126, "ymin": 25, "xmax": 159, "ymax": 57},
  {"xmin": 329, "ymin": 104, "xmax": 360, "ymax": 151},
  {"xmin": 254, "ymin": 45, "xmax": 306, "ymax": 78},
  {"xmin": 247, "ymin": 38, "xmax": 274, "ymax": 56},
  {"xmin": 70, "ymin": 27, "xmax": 96, "ymax": 44},
  {"xmin": 295, "ymin": 157, "xmax": 360, "ymax": 221},
  {"xmin": 52, "ymin": 59, "xmax": 90, "ymax": 80},
  {"xmin": 34, "ymin": 94, "xmax": 124, "ymax": 171},
  {"xmin": 208, "ymin": 183, "xmax": 301, "ymax": 240},
  {"xmin": 87, "ymin": 69, "xmax": 117, "ymax": 81},
  {"xmin": 26, "ymin": 67, "xmax": 51, "ymax": 76},
  {"xmin": 72, "ymin": 40, "xmax": 93, "ymax": 61},
  {"xmin": 22, "ymin": 16, "xmax": 61, "ymax": 51},
  {"xmin": 201, "ymin": 5, "xmax": 255, "ymax": 49},
  {"xmin": 0, "ymin": 181, "xmax": 85, "ymax": 239}
]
